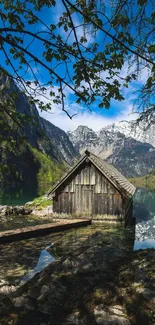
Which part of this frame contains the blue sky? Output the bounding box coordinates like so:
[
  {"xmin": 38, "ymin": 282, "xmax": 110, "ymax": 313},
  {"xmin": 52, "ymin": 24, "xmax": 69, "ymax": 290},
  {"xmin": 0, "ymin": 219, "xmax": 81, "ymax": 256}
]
[{"xmin": 0, "ymin": 1, "xmax": 150, "ymax": 131}]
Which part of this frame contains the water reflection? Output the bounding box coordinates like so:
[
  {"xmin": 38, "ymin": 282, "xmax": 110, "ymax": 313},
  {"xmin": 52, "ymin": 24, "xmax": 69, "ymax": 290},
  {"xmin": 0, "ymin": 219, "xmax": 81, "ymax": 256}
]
[
  {"xmin": 134, "ymin": 239, "xmax": 155, "ymax": 250},
  {"xmin": 133, "ymin": 188, "xmax": 155, "ymax": 222},
  {"xmin": 21, "ymin": 244, "xmax": 55, "ymax": 283},
  {"xmin": 0, "ymin": 183, "xmax": 51, "ymax": 206},
  {"xmin": 133, "ymin": 188, "xmax": 155, "ymax": 249},
  {"xmin": 0, "ymin": 187, "xmax": 37, "ymax": 206}
]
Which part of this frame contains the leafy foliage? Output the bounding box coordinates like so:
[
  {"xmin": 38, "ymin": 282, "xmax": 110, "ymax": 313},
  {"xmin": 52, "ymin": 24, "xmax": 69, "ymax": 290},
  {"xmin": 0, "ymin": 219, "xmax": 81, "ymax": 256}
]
[
  {"xmin": 0, "ymin": 101, "xmax": 27, "ymax": 185},
  {"xmin": 0, "ymin": 0, "xmax": 155, "ymax": 121},
  {"xmin": 0, "ymin": 106, "xmax": 65, "ymax": 194},
  {"xmin": 30, "ymin": 147, "xmax": 66, "ymax": 195}
]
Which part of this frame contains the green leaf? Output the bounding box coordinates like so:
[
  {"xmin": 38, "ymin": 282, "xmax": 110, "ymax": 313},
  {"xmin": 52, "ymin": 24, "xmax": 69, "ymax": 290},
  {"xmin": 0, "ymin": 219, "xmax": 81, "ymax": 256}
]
[
  {"xmin": 99, "ymin": 102, "xmax": 104, "ymax": 108},
  {"xmin": 148, "ymin": 45, "xmax": 155, "ymax": 53},
  {"xmin": 138, "ymin": 0, "xmax": 147, "ymax": 5}
]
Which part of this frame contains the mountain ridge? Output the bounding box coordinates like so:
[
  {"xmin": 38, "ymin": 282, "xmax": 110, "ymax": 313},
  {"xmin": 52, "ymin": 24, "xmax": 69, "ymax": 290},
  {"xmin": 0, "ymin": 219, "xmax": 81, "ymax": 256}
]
[
  {"xmin": 102, "ymin": 120, "xmax": 155, "ymax": 147},
  {"xmin": 68, "ymin": 119, "xmax": 155, "ymax": 148},
  {"xmin": 68, "ymin": 124, "xmax": 155, "ymax": 177}
]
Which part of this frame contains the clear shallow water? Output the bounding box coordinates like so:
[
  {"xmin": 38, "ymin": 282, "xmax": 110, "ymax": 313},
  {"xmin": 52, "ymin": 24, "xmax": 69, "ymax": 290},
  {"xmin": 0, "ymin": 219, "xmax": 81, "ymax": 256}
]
[
  {"xmin": 0, "ymin": 187, "xmax": 155, "ymax": 286},
  {"xmin": 134, "ymin": 239, "xmax": 155, "ymax": 250},
  {"xmin": 0, "ymin": 224, "xmax": 135, "ymax": 286},
  {"xmin": 0, "ymin": 214, "xmax": 55, "ymax": 232}
]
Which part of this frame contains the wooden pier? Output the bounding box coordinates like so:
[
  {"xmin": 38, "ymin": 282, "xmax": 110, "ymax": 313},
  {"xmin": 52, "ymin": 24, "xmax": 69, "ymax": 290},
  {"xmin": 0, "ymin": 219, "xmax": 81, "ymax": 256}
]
[{"xmin": 0, "ymin": 219, "xmax": 91, "ymax": 244}]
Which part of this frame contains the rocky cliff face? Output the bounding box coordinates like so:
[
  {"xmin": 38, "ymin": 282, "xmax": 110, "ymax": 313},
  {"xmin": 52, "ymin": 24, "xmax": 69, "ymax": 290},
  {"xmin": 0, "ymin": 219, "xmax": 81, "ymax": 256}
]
[
  {"xmin": 0, "ymin": 73, "xmax": 77, "ymax": 166},
  {"xmin": 0, "ymin": 73, "xmax": 77, "ymax": 196},
  {"xmin": 106, "ymin": 137, "xmax": 155, "ymax": 177},
  {"xmin": 68, "ymin": 125, "xmax": 155, "ymax": 177},
  {"xmin": 68, "ymin": 126, "xmax": 100, "ymax": 156},
  {"xmin": 41, "ymin": 118, "xmax": 78, "ymax": 165},
  {"xmin": 68, "ymin": 125, "xmax": 124, "ymax": 159}
]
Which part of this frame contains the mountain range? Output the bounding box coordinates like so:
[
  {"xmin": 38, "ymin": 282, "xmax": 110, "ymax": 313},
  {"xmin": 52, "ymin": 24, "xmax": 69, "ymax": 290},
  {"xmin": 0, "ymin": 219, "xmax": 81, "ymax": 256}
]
[
  {"xmin": 1, "ymin": 71, "xmax": 155, "ymax": 197},
  {"xmin": 105, "ymin": 121, "xmax": 155, "ymax": 147},
  {"xmin": 68, "ymin": 124, "xmax": 155, "ymax": 177}
]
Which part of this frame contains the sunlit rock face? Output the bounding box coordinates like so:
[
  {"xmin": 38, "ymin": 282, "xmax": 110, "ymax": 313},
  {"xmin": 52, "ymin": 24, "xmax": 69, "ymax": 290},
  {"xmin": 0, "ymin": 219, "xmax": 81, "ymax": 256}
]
[
  {"xmin": 68, "ymin": 126, "xmax": 101, "ymax": 156},
  {"xmin": 105, "ymin": 120, "xmax": 155, "ymax": 147},
  {"xmin": 68, "ymin": 125, "xmax": 155, "ymax": 177},
  {"xmin": 42, "ymin": 118, "xmax": 78, "ymax": 165}
]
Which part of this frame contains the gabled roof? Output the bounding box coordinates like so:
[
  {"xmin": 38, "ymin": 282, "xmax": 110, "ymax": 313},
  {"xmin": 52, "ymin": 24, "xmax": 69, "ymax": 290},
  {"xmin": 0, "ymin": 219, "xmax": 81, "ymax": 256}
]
[{"xmin": 48, "ymin": 150, "xmax": 136, "ymax": 197}]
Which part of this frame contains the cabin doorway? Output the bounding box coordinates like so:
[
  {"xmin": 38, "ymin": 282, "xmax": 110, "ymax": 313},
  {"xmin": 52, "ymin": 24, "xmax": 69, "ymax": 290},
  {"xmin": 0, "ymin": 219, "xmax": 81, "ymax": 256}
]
[{"xmin": 75, "ymin": 184, "xmax": 93, "ymax": 216}]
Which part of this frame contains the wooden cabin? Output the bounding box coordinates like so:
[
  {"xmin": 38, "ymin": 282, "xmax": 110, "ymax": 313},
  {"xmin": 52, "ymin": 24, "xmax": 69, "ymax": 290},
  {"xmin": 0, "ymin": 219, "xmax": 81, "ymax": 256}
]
[{"xmin": 48, "ymin": 150, "xmax": 136, "ymax": 224}]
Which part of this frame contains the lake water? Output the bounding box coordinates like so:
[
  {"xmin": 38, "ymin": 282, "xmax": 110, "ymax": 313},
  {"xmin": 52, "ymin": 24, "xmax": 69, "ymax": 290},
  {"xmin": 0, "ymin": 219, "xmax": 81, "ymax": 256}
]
[
  {"xmin": 0, "ymin": 187, "xmax": 154, "ymax": 287},
  {"xmin": 0, "ymin": 183, "xmax": 51, "ymax": 206},
  {"xmin": 0, "ymin": 187, "xmax": 37, "ymax": 206},
  {"xmin": 133, "ymin": 188, "xmax": 155, "ymax": 250}
]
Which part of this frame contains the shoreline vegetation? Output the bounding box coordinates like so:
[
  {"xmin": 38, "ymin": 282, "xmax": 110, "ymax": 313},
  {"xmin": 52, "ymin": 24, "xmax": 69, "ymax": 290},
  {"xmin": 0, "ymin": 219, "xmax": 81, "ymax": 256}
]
[
  {"xmin": 129, "ymin": 170, "xmax": 155, "ymax": 191},
  {"xmin": 26, "ymin": 196, "xmax": 52, "ymax": 210}
]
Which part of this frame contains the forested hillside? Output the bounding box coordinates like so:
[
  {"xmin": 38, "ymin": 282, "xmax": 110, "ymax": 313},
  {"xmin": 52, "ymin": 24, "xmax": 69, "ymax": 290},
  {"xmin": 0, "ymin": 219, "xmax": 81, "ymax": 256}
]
[{"xmin": 0, "ymin": 73, "xmax": 76, "ymax": 199}]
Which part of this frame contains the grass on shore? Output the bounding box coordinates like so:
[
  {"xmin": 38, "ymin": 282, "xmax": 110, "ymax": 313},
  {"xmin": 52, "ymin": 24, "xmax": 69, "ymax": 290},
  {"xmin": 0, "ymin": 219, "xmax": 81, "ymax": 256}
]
[{"xmin": 26, "ymin": 196, "xmax": 52, "ymax": 209}]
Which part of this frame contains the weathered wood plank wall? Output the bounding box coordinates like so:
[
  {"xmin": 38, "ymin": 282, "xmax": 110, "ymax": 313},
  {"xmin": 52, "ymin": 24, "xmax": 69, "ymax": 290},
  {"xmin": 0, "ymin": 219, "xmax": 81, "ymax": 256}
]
[{"xmin": 53, "ymin": 161, "xmax": 124, "ymax": 217}]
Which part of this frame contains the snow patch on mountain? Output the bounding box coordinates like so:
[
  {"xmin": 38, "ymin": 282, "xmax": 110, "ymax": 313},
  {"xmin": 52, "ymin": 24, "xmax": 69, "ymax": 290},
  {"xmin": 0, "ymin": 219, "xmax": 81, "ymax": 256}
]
[
  {"xmin": 68, "ymin": 123, "xmax": 155, "ymax": 177},
  {"xmin": 103, "ymin": 120, "xmax": 155, "ymax": 147}
]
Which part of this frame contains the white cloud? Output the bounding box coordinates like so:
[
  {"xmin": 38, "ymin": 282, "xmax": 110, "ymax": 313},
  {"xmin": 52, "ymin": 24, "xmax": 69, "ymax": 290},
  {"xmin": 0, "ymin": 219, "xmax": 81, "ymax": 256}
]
[
  {"xmin": 32, "ymin": 85, "xmax": 138, "ymax": 133},
  {"xmin": 39, "ymin": 98, "xmax": 138, "ymax": 132},
  {"xmin": 119, "ymin": 60, "xmax": 150, "ymax": 85}
]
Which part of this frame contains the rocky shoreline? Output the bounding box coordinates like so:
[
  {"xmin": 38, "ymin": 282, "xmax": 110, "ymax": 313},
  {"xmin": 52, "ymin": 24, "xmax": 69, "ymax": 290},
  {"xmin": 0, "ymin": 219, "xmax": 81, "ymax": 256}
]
[
  {"xmin": 0, "ymin": 242, "xmax": 155, "ymax": 325},
  {"xmin": 0, "ymin": 202, "xmax": 55, "ymax": 233},
  {"xmin": 0, "ymin": 198, "xmax": 53, "ymax": 218},
  {"xmin": 0, "ymin": 205, "xmax": 33, "ymax": 217}
]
